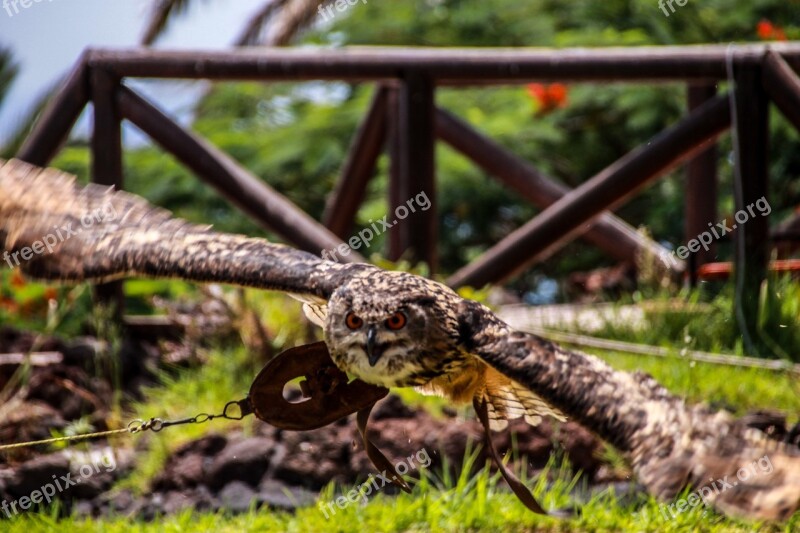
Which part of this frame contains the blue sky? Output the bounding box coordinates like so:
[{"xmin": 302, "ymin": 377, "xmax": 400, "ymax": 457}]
[{"xmin": 0, "ymin": 0, "xmax": 269, "ymax": 146}]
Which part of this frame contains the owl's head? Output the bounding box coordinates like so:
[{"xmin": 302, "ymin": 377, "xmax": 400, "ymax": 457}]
[{"xmin": 323, "ymin": 270, "xmax": 460, "ymax": 388}]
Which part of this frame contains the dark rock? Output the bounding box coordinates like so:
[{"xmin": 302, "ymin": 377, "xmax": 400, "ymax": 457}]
[
  {"xmin": 258, "ymin": 478, "xmax": 316, "ymax": 511},
  {"xmin": 371, "ymin": 394, "xmax": 416, "ymax": 420},
  {"xmin": 207, "ymin": 436, "xmax": 274, "ymax": 490},
  {"xmin": 152, "ymin": 433, "xmax": 227, "ymax": 491},
  {"xmin": 70, "ymin": 469, "xmax": 116, "ymax": 500},
  {"xmin": 152, "ymin": 452, "xmax": 206, "ymax": 491},
  {"xmin": 25, "ymin": 365, "xmax": 111, "ymax": 421},
  {"xmin": 5, "ymin": 453, "xmax": 70, "ymax": 498},
  {"xmin": 72, "ymin": 499, "xmax": 95, "ymax": 518},
  {"xmin": 273, "ymin": 425, "xmax": 354, "ymax": 489},
  {"xmin": 0, "ymin": 400, "xmax": 66, "ymax": 463},
  {"xmin": 160, "ymin": 490, "xmax": 198, "ymax": 515},
  {"xmin": 184, "ymin": 433, "xmax": 228, "ymax": 456},
  {"xmin": 218, "ymin": 481, "xmax": 257, "ymax": 513},
  {"xmin": 97, "ymin": 488, "xmax": 135, "ymax": 515}
]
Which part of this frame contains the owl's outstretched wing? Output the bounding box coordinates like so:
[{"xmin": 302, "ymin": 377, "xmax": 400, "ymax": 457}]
[
  {"xmin": 456, "ymin": 297, "xmax": 800, "ymax": 522},
  {"xmin": 0, "ymin": 159, "xmax": 374, "ymax": 299}
]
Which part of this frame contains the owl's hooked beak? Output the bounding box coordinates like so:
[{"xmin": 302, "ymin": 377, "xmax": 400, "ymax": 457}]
[{"xmin": 366, "ymin": 325, "xmax": 382, "ymax": 367}]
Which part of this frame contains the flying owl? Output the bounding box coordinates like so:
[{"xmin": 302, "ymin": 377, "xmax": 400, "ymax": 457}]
[{"xmin": 1, "ymin": 158, "xmax": 798, "ymax": 522}]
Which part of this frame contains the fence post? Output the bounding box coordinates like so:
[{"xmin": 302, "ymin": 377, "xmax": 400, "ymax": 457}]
[
  {"xmin": 732, "ymin": 63, "xmax": 770, "ymax": 353},
  {"xmin": 90, "ymin": 68, "xmax": 125, "ymax": 318},
  {"xmin": 322, "ymin": 86, "xmax": 389, "ymax": 239},
  {"xmin": 685, "ymin": 84, "xmax": 719, "ymax": 285},
  {"xmin": 387, "ymin": 71, "xmax": 437, "ymax": 271}
]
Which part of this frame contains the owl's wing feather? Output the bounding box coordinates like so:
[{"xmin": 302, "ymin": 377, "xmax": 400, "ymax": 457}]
[
  {"xmin": 0, "ymin": 159, "xmax": 375, "ymax": 298},
  {"xmin": 481, "ymin": 367, "xmax": 566, "ymax": 431},
  {"xmin": 456, "ymin": 298, "xmax": 800, "ymax": 521},
  {"xmin": 295, "ymin": 297, "xmax": 328, "ymax": 328},
  {"xmin": 413, "ymin": 360, "xmax": 565, "ymax": 431}
]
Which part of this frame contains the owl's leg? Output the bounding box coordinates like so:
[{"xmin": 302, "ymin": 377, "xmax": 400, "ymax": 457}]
[{"xmin": 473, "ymin": 396, "xmax": 575, "ymax": 517}]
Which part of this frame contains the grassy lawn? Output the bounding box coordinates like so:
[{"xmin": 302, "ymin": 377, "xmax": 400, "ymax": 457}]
[{"xmin": 3, "ymin": 454, "xmax": 797, "ymax": 532}]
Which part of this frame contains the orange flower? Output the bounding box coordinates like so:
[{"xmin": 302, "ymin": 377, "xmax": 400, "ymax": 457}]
[
  {"xmin": 43, "ymin": 287, "xmax": 58, "ymax": 301},
  {"xmin": 10, "ymin": 269, "xmax": 26, "ymax": 288},
  {"xmin": 526, "ymin": 83, "xmax": 568, "ymax": 115},
  {"xmin": 0, "ymin": 296, "xmax": 18, "ymax": 313},
  {"xmin": 757, "ymin": 20, "xmax": 774, "ymax": 39},
  {"xmin": 757, "ymin": 19, "xmax": 787, "ymax": 41}
]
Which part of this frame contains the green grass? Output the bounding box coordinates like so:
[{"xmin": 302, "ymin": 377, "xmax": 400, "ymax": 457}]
[
  {"xmin": 573, "ymin": 278, "xmax": 800, "ymax": 361},
  {"xmin": 598, "ymin": 350, "xmax": 800, "ymax": 418},
  {"xmin": 3, "ymin": 455, "xmax": 798, "ymax": 532}
]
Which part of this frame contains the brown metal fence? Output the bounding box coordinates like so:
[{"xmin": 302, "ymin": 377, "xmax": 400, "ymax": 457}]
[{"xmin": 15, "ymin": 44, "xmax": 800, "ymax": 334}]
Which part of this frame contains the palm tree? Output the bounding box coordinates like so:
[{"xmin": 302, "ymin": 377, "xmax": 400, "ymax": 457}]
[
  {"xmin": 0, "ymin": 46, "xmax": 18, "ymax": 104},
  {"xmin": 140, "ymin": 0, "xmax": 326, "ymax": 47},
  {"xmin": 0, "ymin": 46, "xmax": 21, "ymax": 157}
]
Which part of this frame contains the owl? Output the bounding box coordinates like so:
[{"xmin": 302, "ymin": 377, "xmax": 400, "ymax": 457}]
[
  {"xmin": 321, "ymin": 269, "xmax": 565, "ymax": 430},
  {"xmin": 1, "ymin": 158, "xmax": 798, "ymax": 522}
]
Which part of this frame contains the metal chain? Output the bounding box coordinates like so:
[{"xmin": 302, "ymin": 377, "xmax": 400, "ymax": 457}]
[{"xmin": 0, "ymin": 398, "xmax": 251, "ymax": 452}]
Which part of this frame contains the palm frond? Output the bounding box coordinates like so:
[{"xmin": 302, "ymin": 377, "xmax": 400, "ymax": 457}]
[
  {"xmin": 1, "ymin": 80, "xmax": 58, "ymax": 159},
  {"xmin": 233, "ymin": 0, "xmax": 290, "ymax": 46},
  {"xmin": 266, "ymin": 0, "xmax": 325, "ymax": 46},
  {"xmin": 0, "ymin": 45, "xmax": 20, "ymax": 108},
  {"xmin": 140, "ymin": 0, "xmax": 203, "ymax": 46}
]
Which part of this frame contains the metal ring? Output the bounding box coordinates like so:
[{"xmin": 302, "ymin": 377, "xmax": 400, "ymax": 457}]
[
  {"xmin": 149, "ymin": 418, "xmax": 164, "ymax": 432},
  {"xmin": 222, "ymin": 399, "xmax": 245, "ymax": 420}
]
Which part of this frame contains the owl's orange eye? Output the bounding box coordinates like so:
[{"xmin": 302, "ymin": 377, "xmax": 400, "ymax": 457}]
[
  {"xmin": 345, "ymin": 312, "xmax": 363, "ymax": 330},
  {"xmin": 385, "ymin": 311, "xmax": 407, "ymax": 330}
]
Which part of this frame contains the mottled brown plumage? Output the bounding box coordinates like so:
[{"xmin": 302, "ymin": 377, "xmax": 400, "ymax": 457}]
[{"xmin": 1, "ymin": 158, "xmax": 798, "ymax": 521}]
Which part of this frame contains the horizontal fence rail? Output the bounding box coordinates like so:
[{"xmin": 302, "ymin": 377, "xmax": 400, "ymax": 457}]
[{"xmin": 85, "ymin": 44, "xmax": 800, "ymax": 82}]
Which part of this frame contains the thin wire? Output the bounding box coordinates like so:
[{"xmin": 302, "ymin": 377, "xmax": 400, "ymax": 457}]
[
  {"xmin": 0, "ymin": 398, "xmax": 250, "ymax": 452},
  {"xmin": 0, "ymin": 428, "xmax": 132, "ymax": 451}
]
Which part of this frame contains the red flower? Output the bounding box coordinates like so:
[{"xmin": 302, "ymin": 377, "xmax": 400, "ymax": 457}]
[
  {"xmin": 757, "ymin": 19, "xmax": 787, "ymax": 41},
  {"xmin": 526, "ymin": 83, "xmax": 569, "ymax": 115},
  {"xmin": 43, "ymin": 288, "xmax": 58, "ymax": 301},
  {"xmin": 757, "ymin": 20, "xmax": 774, "ymax": 39},
  {"xmin": 0, "ymin": 296, "xmax": 18, "ymax": 313},
  {"xmin": 10, "ymin": 270, "xmax": 26, "ymax": 289}
]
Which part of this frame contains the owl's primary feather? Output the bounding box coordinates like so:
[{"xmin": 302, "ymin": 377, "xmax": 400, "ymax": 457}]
[{"xmin": 1, "ymin": 158, "xmax": 798, "ymax": 522}]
